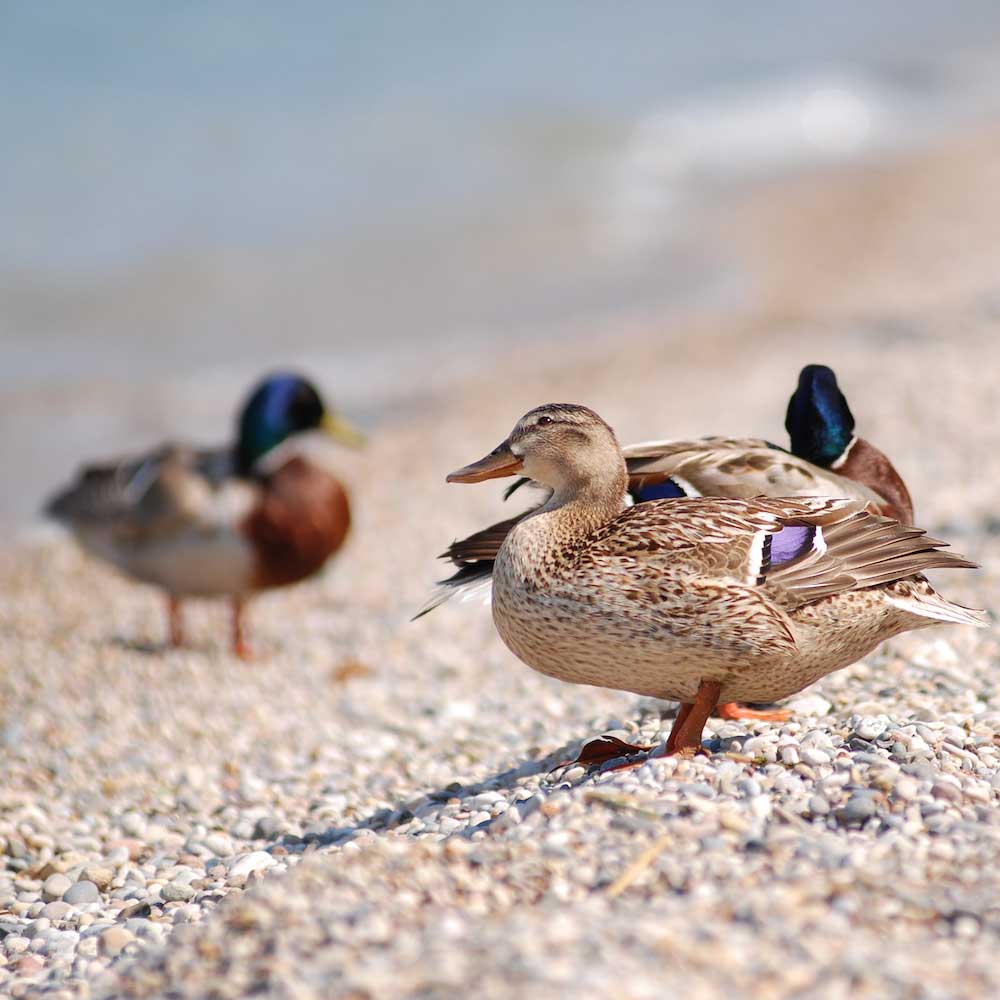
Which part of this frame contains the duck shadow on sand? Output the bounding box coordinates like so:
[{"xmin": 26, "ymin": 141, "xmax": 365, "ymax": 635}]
[{"xmin": 259, "ymin": 704, "xmax": 771, "ymax": 855}]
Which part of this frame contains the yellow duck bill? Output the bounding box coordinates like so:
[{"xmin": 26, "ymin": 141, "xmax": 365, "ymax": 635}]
[
  {"xmin": 322, "ymin": 412, "xmax": 367, "ymax": 449},
  {"xmin": 447, "ymin": 442, "xmax": 524, "ymax": 483}
]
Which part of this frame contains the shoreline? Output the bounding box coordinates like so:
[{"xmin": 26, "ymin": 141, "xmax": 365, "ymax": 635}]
[{"xmin": 5, "ymin": 111, "xmax": 1000, "ymax": 534}]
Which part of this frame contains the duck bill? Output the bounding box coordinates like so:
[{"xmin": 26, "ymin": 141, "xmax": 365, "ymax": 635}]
[
  {"xmin": 447, "ymin": 442, "xmax": 523, "ymax": 483},
  {"xmin": 322, "ymin": 412, "xmax": 366, "ymax": 449}
]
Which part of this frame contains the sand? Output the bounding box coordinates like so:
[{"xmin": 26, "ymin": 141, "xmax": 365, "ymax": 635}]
[{"xmin": 1, "ymin": 121, "xmax": 1000, "ymax": 999}]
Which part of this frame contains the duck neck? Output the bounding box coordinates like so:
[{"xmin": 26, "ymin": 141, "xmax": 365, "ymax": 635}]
[
  {"xmin": 504, "ymin": 459, "xmax": 628, "ymax": 580},
  {"xmin": 543, "ymin": 466, "xmax": 627, "ymax": 526}
]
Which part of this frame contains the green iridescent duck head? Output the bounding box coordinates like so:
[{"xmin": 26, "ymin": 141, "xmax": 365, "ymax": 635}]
[
  {"xmin": 236, "ymin": 373, "xmax": 364, "ymax": 474},
  {"xmin": 785, "ymin": 364, "xmax": 856, "ymax": 468}
]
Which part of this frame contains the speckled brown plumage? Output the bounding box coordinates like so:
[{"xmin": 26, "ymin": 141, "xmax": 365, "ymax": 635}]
[
  {"xmin": 448, "ymin": 404, "xmax": 986, "ymax": 752},
  {"xmin": 625, "ymin": 437, "xmax": 891, "ymax": 510},
  {"xmin": 437, "ymin": 437, "xmax": 895, "ymax": 593}
]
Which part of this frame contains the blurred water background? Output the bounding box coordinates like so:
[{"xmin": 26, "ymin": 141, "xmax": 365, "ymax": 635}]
[{"xmin": 4, "ymin": 1, "xmax": 1000, "ymax": 526}]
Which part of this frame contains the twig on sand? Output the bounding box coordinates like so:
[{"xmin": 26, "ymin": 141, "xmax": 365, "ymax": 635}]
[{"xmin": 606, "ymin": 835, "xmax": 672, "ymax": 897}]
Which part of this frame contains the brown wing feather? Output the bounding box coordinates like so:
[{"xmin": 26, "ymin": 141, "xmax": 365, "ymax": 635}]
[
  {"xmin": 442, "ymin": 515, "xmax": 525, "ymax": 564},
  {"xmin": 754, "ymin": 500, "xmax": 976, "ymax": 606},
  {"xmin": 623, "ymin": 438, "xmax": 888, "ymax": 508},
  {"xmin": 576, "ymin": 496, "xmax": 976, "ymax": 610},
  {"xmin": 242, "ymin": 457, "xmax": 351, "ymax": 589}
]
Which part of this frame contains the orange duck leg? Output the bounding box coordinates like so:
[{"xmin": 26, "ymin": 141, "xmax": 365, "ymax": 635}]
[
  {"xmin": 167, "ymin": 596, "xmax": 185, "ymax": 649},
  {"xmin": 666, "ymin": 680, "xmax": 723, "ymax": 755},
  {"xmin": 231, "ymin": 597, "xmax": 253, "ymax": 661}
]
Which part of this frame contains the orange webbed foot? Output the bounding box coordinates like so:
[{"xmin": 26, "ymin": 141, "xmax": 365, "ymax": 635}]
[
  {"xmin": 561, "ymin": 735, "xmax": 653, "ymax": 771},
  {"xmin": 233, "ymin": 640, "xmax": 254, "ymax": 662},
  {"xmin": 716, "ymin": 702, "xmax": 791, "ymax": 723}
]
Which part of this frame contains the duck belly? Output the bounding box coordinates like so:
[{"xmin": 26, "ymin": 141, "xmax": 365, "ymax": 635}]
[
  {"xmin": 75, "ymin": 524, "xmax": 258, "ymax": 598},
  {"xmin": 492, "ymin": 571, "xmax": 914, "ymax": 705}
]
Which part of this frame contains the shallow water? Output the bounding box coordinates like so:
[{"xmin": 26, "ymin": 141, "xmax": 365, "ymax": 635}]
[{"xmin": 4, "ymin": 2, "xmax": 1000, "ymax": 524}]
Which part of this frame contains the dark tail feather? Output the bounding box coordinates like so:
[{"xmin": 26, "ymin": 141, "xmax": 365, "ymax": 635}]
[{"xmin": 412, "ymin": 561, "xmax": 494, "ymax": 621}]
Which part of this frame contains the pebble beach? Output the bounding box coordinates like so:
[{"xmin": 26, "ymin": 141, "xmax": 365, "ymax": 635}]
[{"xmin": 2, "ymin": 125, "xmax": 1000, "ymax": 999}]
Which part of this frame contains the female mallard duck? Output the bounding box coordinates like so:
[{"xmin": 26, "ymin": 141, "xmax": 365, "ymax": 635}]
[
  {"xmin": 46, "ymin": 373, "xmax": 364, "ymax": 659},
  {"xmin": 421, "ymin": 365, "xmax": 911, "ymax": 723},
  {"xmin": 446, "ymin": 403, "xmax": 984, "ymax": 755}
]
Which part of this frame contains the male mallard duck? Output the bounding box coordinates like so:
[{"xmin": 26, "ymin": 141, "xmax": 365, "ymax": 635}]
[
  {"xmin": 785, "ymin": 364, "xmax": 913, "ymax": 523},
  {"xmin": 446, "ymin": 404, "xmax": 984, "ymax": 755},
  {"xmin": 46, "ymin": 373, "xmax": 364, "ymax": 658}
]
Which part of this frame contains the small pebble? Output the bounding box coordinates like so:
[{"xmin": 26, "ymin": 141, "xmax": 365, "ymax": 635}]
[
  {"xmin": 62, "ymin": 882, "xmax": 100, "ymax": 906},
  {"xmin": 99, "ymin": 927, "xmax": 135, "ymax": 958},
  {"xmin": 81, "ymin": 867, "xmax": 114, "ymax": 891},
  {"xmin": 42, "ymin": 874, "xmax": 72, "ymax": 902},
  {"xmin": 837, "ymin": 795, "xmax": 877, "ymax": 826},
  {"xmin": 228, "ymin": 852, "xmax": 276, "ymax": 879},
  {"xmin": 160, "ymin": 882, "xmax": 196, "ymax": 903},
  {"xmin": 38, "ymin": 901, "xmax": 69, "ymax": 922}
]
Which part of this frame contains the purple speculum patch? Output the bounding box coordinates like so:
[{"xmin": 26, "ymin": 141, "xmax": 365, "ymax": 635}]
[{"xmin": 769, "ymin": 524, "xmax": 815, "ymax": 566}]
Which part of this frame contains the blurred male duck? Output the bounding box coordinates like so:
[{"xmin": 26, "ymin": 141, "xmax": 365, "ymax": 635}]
[{"xmin": 46, "ymin": 373, "xmax": 364, "ymax": 658}]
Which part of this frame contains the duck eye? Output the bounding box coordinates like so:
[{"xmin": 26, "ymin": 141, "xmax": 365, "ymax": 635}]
[{"xmin": 537, "ymin": 415, "xmax": 553, "ymax": 426}]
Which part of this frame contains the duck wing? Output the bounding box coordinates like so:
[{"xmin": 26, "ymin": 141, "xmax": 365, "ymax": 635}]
[
  {"xmin": 584, "ymin": 497, "xmax": 978, "ymax": 611},
  {"xmin": 45, "ymin": 444, "xmax": 233, "ymax": 538},
  {"xmin": 623, "ymin": 438, "xmax": 887, "ymax": 508}
]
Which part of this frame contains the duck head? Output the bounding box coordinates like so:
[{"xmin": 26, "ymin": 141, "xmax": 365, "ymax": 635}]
[
  {"xmin": 448, "ymin": 403, "xmax": 626, "ymax": 502},
  {"xmin": 785, "ymin": 364, "xmax": 856, "ymax": 468},
  {"xmin": 236, "ymin": 373, "xmax": 365, "ymax": 474}
]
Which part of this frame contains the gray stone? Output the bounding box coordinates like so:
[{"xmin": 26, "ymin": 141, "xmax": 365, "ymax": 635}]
[
  {"xmin": 160, "ymin": 882, "xmax": 196, "ymax": 903},
  {"xmin": 251, "ymin": 817, "xmax": 283, "ymax": 841},
  {"xmin": 837, "ymin": 795, "xmax": 877, "ymax": 826},
  {"xmin": 62, "ymin": 881, "xmax": 100, "ymax": 906},
  {"xmin": 42, "ymin": 874, "xmax": 72, "ymax": 902},
  {"xmin": 924, "ymin": 813, "xmax": 954, "ymax": 834},
  {"xmin": 40, "ymin": 901, "xmax": 72, "ymax": 921},
  {"xmin": 736, "ymin": 778, "xmax": 762, "ymax": 797},
  {"xmin": 808, "ymin": 794, "xmax": 830, "ymax": 816}
]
